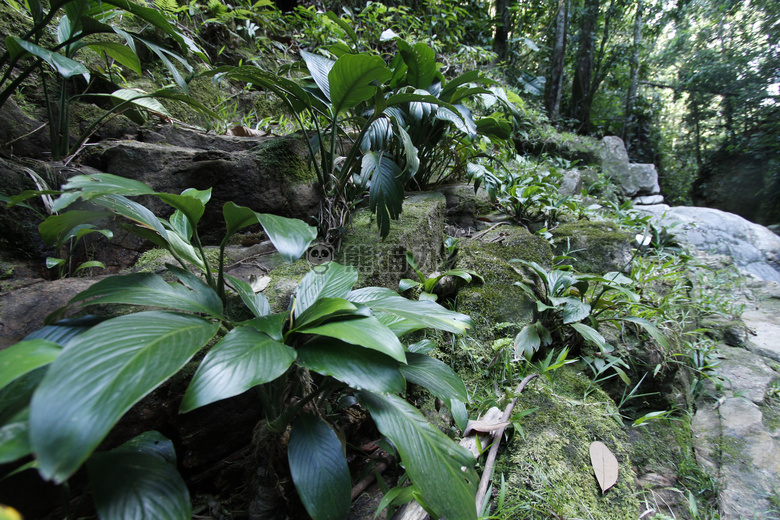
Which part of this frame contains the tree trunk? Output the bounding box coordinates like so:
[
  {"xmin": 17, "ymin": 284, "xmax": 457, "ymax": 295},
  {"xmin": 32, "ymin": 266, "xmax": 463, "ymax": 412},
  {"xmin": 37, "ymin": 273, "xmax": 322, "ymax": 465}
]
[
  {"xmin": 622, "ymin": 0, "xmax": 643, "ymax": 145},
  {"xmin": 493, "ymin": 0, "xmax": 512, "ymax": 62},
  {"xmin": 545, "ymin": 0, "xmax": 568, "ymax": 123},
  {"xmin": 570, "ymin": 0, "xmax": 599, "ymax": 134}
]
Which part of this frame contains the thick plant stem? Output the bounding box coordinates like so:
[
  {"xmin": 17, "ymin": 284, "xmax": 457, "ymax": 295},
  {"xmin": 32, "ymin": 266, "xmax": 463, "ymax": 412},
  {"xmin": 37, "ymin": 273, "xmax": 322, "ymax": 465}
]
[{"xmin": 475, "ymin": 373, "xmax": 539, "ymax": 513}]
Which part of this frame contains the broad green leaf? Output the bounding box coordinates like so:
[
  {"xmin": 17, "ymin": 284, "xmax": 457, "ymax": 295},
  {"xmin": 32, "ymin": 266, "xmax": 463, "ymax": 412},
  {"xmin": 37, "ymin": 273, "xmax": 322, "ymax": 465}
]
[
  {"xmin": 88, "ymin": 432, "xmax": 190, "ymax": 520},
  {"xmin": 399, "ymin": 278, "xmax": 421, "ymax": 292},
  {"xmin": 295, "ymin": 263, "xmax": 358, "ymax": 317},
  {"xmin": 0, "ymin": 408, "xmax": 30, "ymax": 464},
  {"xmin": 242, "ymin": 313, "xmax": 287, "ymax": 341},
  {"xmin": 86, "ymin": 42, "xmax": 142, "ymax": 74},
  {"xmin": 476, "ymin": 117, "xmax": 512, "ymax": 140},
  {"xmin": 6, "ymin": 37, "xmax": 90, "ymax": 81},
  {"xmin": 73, "ymin": 260, "xmax": 105, "ymax": 273},
  {"xmin": 329, "ymin": 53, "xmax": 392, "ymax": 116},
  {"xmin": 93, "ymin": 194, "xmax": 168, "ymax": 239},
  {"xmin": 398, "ymin": 41, "xmax": 436, "ymax": 89},
  {"xmin": 514, "ymin": 324, "xmax": 541, "ymax": 360},
  {"xmin": 108, "ymin": 88, "xmax": 171, "ymax": 117},
  {"xmin": 257, "ymin": 213, "xmax": 317, "ymax": 264},
  {"xmin": 29, "ymin": 315, "xmax": 106, "ymax": 344},
  {"xmin": 347, "ymin": 288, "xmax": 473, "ymax": 335},
  {"xmin": 180, "ymin": 327, "xmax": 295, "ymax": 412},
  {"xmin": 297, "ymin": 316, "xmax": 405, "ymax": 363},
  {"xmin": 360, "ymin": 391, "xmax": 478, "ymax": 520},
  {"xmin": 38, "ymin": 210, "xmax": 113, "ymax": 245},
  {"xmin": 226, "ymin": 275, "xmax": 270, "ymax": 318},
  {"xmin": 400, "ymin": 352, "xmax": 468, "ymax": 403},
  {"xmin": 288, "ymin": 414, "xmax": 351, "ymax": 520},
  {"xmin": 223, "ymin": 201, "xmax": 259, "ymax": 238},
  {"xmin": 294, "ymin": 297, "xmax": 369, "ymax": 329},
  {"xmin": 301, "ymin": 50, "xmax": 335, "ymax": 102},
  {"xmin": 570, "ymin": 322, "xmax": 607, "ymax": 349},
  {"xmin": 325, "ymin": 11, "xmax": 358, "ymax": 46},
  {"xmin": 45, "ymin": 257, "xmax": 64, "ymax": 269},
  {"xmin": 65, "ymin": 272, "xmax": 223, "ymax": 318},
  {"xmin": 363, "ymin": 150, "xmax": 404, "ymax": 238},
  {"xmin": 562, "ymin": 298, "xmax": 591, "ymax": 324},
  {"xmin": 156, "ymin": 192, "xmax": 206, "ymax": 229},
  {"xmin": 441, "ymin": 70, "xmax": 485, "ymax": 99},
  {"xmin": 298, "ymin": 340, "xmax": 404, "ymax": 394},
  {"xmin": 437, "ymin": 105, "xmax": 477, "ymax": 139},
  {"xmin": 58, "ymin": 173, "xmax": 156, "ymax": 201},
  {"xmin": 30, "ymin": 311, "xmax": 218, "ymax": 483},
  {"xmin": 450, "ymin": 398, "xmax": 468, "ymax": 431},
  {"xmin": 0, "ymin": 340, "xmax": 61, "ymax": 393}
]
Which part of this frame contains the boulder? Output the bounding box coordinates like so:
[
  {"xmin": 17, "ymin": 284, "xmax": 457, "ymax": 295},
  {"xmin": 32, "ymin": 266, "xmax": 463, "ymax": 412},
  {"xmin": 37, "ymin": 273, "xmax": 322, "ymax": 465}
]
[
  {"xmin": 637, "ymin": 204, "xmax": 780, "ymax": 282},
  {"xmin": 632, "ymin": 194, "xmax": 664, "ymax": 205},
  {"xmin": 624, "ymin": 164, "xmax": 661, "ymax": 196},
  {"xmin": 597, "ymin": 136, "xmax": 630, "ymax": 183},
  {"xmin": 0, "ymin": 98, "xmax": 51, "ymax": 159},
  {"xmin": 550, "ymin": 221, "xmax": 634, "ymax": 274},
  {"xmin": 559, "ymin": 169, "xmax": 583, "ymax": 197},
  {"xmin": 79, "ymin": 133, "xmax": 321, "ymax": 243}
]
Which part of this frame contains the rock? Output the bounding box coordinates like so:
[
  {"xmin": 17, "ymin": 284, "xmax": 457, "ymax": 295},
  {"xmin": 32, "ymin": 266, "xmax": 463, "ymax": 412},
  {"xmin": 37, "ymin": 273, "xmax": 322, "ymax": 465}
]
[
  {"xmin": 637, "ymin": 205, "xmax": 780, "ymax": 282},
  {"xmin": 597, "ymin": 136, "xmax": 630, "ymax": 183},
  {"xmin": 633, "ymin": 194, "xmax": 664, "ymax": 205},
  {"xmin": 437, "ymin": 183, "xmax": 492, "ymax": 230},
  {"xmin": 0, "ymin": 277, "xmax": 103, "ymax": 347},
  {"xmin": 80, "ymin": 133, "xmax": 321, "ymax": 243},
  {"xmin": 624, "ymin": 164, "xmax": 661, "ymax": 196},
  {"xmin": 692, "ymin": 345, "xmax": 780, "ymax": 520},
  {"xmin": 0, "ymin": 98, "xmax": 51, "ymax": 159},
  {"xmin": 551, "ymin": 221, "xmax": 634, "ymax": 274},
  {"xmin": 559, "ymin": 170, "xmax": 583, "ymax": 197}
]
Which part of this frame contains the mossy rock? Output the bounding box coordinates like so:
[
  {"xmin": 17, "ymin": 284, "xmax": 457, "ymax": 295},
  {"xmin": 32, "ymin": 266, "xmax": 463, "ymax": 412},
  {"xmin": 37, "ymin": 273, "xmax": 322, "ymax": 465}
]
[
  {"xmin": 493, "ymin": 368, "xmax": 640, "ymax": 519},
  {"xmin": 551, "ymin": 221, "xmax": 633, "ymax": 274},
  {"xmin": 455, "ymin": 226, "xmax": 552, "ymax": 346},
  {"xmin": 335, "ymin": 192, "xmax": 446, "ymax": 289}
]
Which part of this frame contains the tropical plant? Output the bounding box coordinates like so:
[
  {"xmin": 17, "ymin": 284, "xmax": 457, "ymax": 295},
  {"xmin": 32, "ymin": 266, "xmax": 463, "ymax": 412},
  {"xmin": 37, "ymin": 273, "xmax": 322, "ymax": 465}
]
[
  {"xmin": 399, "ymin": 250, "xmax": 483, "ymax": 302},
  {"xmin": 0, "ymin": 0, "xmax": 213, "ymax": 159},
  {"xmin": 1, "ymin": 173, "xmax": 481, "ymax": 520},
  {"xmin": 209, "ymin": 35, "xmax": 504, "ymax": 238}
]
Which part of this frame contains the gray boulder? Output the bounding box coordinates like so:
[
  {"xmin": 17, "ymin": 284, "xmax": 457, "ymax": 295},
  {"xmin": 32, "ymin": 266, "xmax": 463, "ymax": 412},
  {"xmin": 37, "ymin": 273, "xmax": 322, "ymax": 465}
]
[
  {"xmin": 597, "ymin": 136, "xmax": 630, "ymax": 182},
  {"xmin": 638, "ymin": 204, "xmax": 780, "ymax": 282},
  {"xmin": 625, "ymin": 163, "xmax": 661, "ymax": 196},
  {"xmin": 558, "ymin": 170, "xmax": 583, "ymax": 197},
  {"xmin": 596, "ymin": 136, "xmax": 661, "ymax": 197}
]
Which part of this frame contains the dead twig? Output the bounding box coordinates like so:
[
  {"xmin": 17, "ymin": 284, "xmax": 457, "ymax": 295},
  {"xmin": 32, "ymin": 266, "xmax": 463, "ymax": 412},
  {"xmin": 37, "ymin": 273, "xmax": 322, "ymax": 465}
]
[{"xmin": 469, "ymin": 222, "xmax": 508, "ymax": 242}]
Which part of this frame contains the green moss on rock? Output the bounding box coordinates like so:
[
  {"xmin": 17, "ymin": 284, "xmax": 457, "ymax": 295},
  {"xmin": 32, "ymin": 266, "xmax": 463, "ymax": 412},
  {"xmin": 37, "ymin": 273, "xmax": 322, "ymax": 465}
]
[
  {"xmin": 250, "ymin": 134, "xmax": 316, "ymax": 184},
  {"xmin": 551, "ymin": 221, "xmax": 633, "ymax": 274},
  {"xmin": 493, "ymin": 367, "xmax": 640, "ymax": 520}
]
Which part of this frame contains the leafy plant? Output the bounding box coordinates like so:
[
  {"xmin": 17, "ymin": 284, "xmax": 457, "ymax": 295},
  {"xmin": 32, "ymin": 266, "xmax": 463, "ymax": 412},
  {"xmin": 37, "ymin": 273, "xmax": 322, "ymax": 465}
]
[
  {"xmin": 2, "ymin": 174, "xmax": 479, "ymax": 520},
  {"xmin": 399, "ymin": 250, "xmax": 483, "ymax": 302},
  {"xmin": 0, "ymin": 0, "xmax": 213, "ymax": 159}
]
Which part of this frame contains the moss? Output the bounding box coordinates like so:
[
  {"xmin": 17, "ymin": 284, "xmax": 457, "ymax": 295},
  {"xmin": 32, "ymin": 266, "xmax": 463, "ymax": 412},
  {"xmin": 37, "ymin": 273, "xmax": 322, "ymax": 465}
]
[
  {"xmin": 551, "ymin": 221, "xmax": 633, "ymax": 274},
  {"xmin": 130, "ymin": 247, "xmax": 232, "ymax": 275},
  {"xmin": 250, "ymin": 134, "xmax": 316, "ymax": 184},
  {"xmin": 492, "ymin": 367, "xmax": 640, "ymax": 520},
  {"xmin": 335, "ymin": 192, "xmax": 446, "ymax": 289},
  {"xmin": 263, "ymin": 259, "xmax": 312, "ymax": 313}
]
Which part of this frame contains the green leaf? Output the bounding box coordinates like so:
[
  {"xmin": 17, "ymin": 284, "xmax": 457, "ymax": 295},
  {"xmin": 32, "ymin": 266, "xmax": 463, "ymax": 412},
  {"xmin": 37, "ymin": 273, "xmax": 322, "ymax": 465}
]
[
  {"xmin": 0, "ymin": 408, "xmax": 31, "ymax": 464},
  {"xmin": 226, "ymin": 275, "xmax": 270, "ymax": 318},
  {"xmin": 29, "ymin": 311, "xmax": 218, "ymax": 483},
  {"xmin": 156, "ymin": 192, "xmax": 206, "ymax": 230},
  {"xmin": 615, "ymin": 316, "xmax": 669, "ymax": 352},
  {"xmin": 400, "ymin": 352, "xmax": 468, "ymax": 403},
  {"xmin": 329, "ymin": 53, "xmax": 392, "ymax": 116},
  {"xmin": 288, "ymin": 414, "xmax": 351, "ymax": 520},
  {"xmin": 93, "ymin": 194, "xmax": 168, "ymax": 239},
  {"xmin": 108, "ymin": 88, "xmax": 171, "ymax": 117},
  {"xmin": 399, "ymin": 278, "xmax": 421, "ymax": 292},
  {"xmin": 87, "ymin": 432, "xmax": 190, "ymax": 520},
  {"xmin": 73, "ymin": 260, "xmax": 105, "ymax": 273},
  {"xmin": 570, "ymin": 322, "xmax": 607, "ymax": 348},
  {"xmin": 45, "ymin": 257, "xmax": 64, "ymax": 269},
  {"xmin": 181, "ymin": 327, "xmax": 295, "ymax": 412},
  {"xmin": 562, "ymin": 298, "xmax": 591, "ymax": 324},
  {"xmin": 347, "ymin": 288, "xmax": 473, "ymax": 336},
  {"xmin": 399, "ymin": 41, "xmax": 436, "ymax": 89},
  {"xmin": 223, "ymin": 201, "xmax": 259, "ymax": 238},
  {"xmin": 514, "ymin": 324, "xmax": 541, "ymax": 360},
  {"xmin": 6, "ymin": 37, "xmax": 90, "ymax": 81},
  {"xmin": 298, "ymin": 340, "xmax": 404, "ymax": 394},
  {"xmin": 58, "ymin": 173, "xmax": 156, "ymax": 202},
  {"xmin": 325, "ymin": 11, "xmax": 358, "ymax": 46},
  {"xmin": 297, "ymin": 316, "xmax": 405, "ymax": 363},
  {"xmin": 242, "ymin": 313, "xmax": 287, "ymax": 341},
  {"xmin": 360, "ymin": 391, "xmax": 478, "ymax": 520},
  {"xmin": 38, "ymin": 210, "xmax": 113, "ymax": 246},
  {"xmin": 294, "ymin": 297, "xmax": 369, "ymax": 329},
  {"xmin": 86, "ymin": 42, "xmax": 142, "ymax": 75},
  {"xmin": 295, "ymin": 263, "xmax": 358, "ymax": 317},
  {"xmin": 363, "ymin": 150, "xmax": 404, "ymax": 239},
  {"xmin": 64, "ymin": 272, "xmax": 223, "ymax": 318},
  {"xmin": 476, "ymin": 117, "xmax": 512, "ymax": 140},
  {"xmin": 257, "ymin": 213, "xmax": 317, "ymax": 264},
  {"xmin": 0, "ymin": 340, "xmax": 61, "ymax": 393},
  {"xmin": 301, "ymin": 50, "xmax": 335, "ymax": 102}
]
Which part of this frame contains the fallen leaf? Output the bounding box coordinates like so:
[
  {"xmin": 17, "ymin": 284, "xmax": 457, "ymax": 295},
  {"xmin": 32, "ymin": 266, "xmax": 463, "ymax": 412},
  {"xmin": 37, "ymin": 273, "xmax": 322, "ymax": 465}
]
[
  {"xmin": 463, "ymin": 419, "xmax": 511, "ymax": 437},
  {"xmin": 226, "ymin": 125, "xmax": 266, "ymax": 137},
  {"xmin": 249, "ymin": 274, "xmax": 271, "ymax": 293},
  {"xmin": 590, "ymin": 441, "xmax": 618, "ymax": 493}
]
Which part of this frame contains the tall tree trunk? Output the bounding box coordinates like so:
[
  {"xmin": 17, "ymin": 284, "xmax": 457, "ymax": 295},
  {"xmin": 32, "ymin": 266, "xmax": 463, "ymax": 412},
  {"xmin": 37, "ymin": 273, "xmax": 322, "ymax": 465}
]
[
  {"xmin": 570, "ymin": 0, "xmax": 599, "ymax": 134},
  {"xmin": 622, "ymin": 0, "xmax": 643, "ymax": 145},
  {"xmin": 545, "ymin": 0, "xmax": 568, "ymax": 122},
  {"xmin": 493, "ymin": 0, "xmax": 512, "ymax": 62}
]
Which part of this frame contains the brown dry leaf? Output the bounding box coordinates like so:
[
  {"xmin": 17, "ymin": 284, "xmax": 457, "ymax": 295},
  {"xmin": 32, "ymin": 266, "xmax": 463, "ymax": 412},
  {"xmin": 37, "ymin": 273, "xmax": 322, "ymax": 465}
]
[
  {"xmin": 589, "ymin": 441, "xmax": 618, "ymax": 493},
  {"xmin": 226, "ymin": 125, "xmax": 266, "ymax": 137},
  {"xmin": 463, "ymin": 419, "xmax": 511, "ymax": 437}
]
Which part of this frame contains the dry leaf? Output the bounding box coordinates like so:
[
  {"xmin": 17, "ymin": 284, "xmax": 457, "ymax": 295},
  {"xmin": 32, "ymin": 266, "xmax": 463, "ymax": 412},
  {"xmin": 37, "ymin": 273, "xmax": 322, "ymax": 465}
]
[
  {"xmin": 463, "ymin": 419, "xmax": 511, "ymax": 437},
  {"xmin": 590, "ymin": 441, "xmax": 618, "ymax": 493},
  {"xmin": 249, "ymin": 274, "xmax": 271, "ymax": 293},
  {"xmin": 226, "ymin": 125, "xmax": 266, "ymax": 137}
]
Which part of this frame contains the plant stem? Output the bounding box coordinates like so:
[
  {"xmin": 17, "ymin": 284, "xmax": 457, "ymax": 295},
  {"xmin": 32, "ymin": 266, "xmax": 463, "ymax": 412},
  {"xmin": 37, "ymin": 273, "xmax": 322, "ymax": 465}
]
[{"xmin": 266, "ymin": 378, "xmax": 338, "ymax": 433}]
